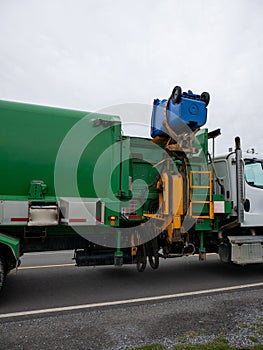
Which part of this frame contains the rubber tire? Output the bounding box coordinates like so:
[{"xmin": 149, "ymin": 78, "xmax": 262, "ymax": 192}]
[
  {"xmin": 148, "ymin": 254, "xmax": 159, "ymax": 270},
  {"xmin": 136, "ymin": 259, "xmax": 147, "ymax": 272},
  {"xmin": 200, "ymin": 92, "xmax": 210, "ymax": 106},
  {"xmin": 0, "ymin": 256, "xmax": 6, "ymax": 293},
  {"xmin": 171, "ymin": 86, "xmax": 182, "ymax": 104},
  {"xmin": 218, "ymin": 243, "xmax": 231, "ymax": 264}
]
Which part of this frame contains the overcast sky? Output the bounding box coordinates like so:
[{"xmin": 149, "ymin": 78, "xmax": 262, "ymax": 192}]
[{"xmin": 0, "ymin": 0, "xmax": 262, "ymax": 154}]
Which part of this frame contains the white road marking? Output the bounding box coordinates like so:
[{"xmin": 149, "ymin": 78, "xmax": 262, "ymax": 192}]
[
  {"xmin": 18, "ymin": 263, "xmax": 75, "ymax": 270},
  {"xmin": 0, "ymin": 282, "xmax": 262, "ymax": 319},
  {"xmin": 23, "ymin": 251, "xmax": 74, "ymax": 256}
]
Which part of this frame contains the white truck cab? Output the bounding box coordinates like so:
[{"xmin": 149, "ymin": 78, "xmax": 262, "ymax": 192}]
[
  {"xmin": 243, "ymin": 155, "xmax": 263, "ymax": 227},
  {"xmin": 213, "ymin": 152, "xmax": 263, "ymax": 227},
  {"xmin": 212, "ymin": 144, "xmax": 263, "ymax": 264}
]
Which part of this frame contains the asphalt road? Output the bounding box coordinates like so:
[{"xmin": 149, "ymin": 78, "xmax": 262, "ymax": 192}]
[{"xmin": 0, "ymin": 251, "xmax": 262, "ymax": 349}]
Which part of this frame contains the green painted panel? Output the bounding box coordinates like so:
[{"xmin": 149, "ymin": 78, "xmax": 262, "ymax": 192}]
[
  {"xmin": 0, "ymin": 100, "xmax": 121, "ymax": 200},
  {"xmin": 193, "ymin": 128, "xmax": 209, "ymax": 162},
  {"xmin": 129, "ymin": 137, "xmax": 163, "ymax": 213},
  {"xmin": 0, "ymin": 233, "xmax": 20, "ymax": 259}
]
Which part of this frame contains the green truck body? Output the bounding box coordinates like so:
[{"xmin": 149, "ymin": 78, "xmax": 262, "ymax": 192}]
[
  {"xmin": 0, "ymin": 87, "xmax": 262, "ymax": 294},
  {"xmin": 0, "ymin": 99, "xmax": 163, "ymax": 271},
  {"xmin": 0, "ymin": 100, "xmax": 122, "ymax": 200}
]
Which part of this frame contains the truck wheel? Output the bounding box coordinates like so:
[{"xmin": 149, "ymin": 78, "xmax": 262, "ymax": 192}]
[
  {"xmin": 147, "ymin": 237, "xmax": 159, "ymax": 269},
  {"xmin": 201, "ymin": 92, "xmax": 210, "ymax": 106},
  {"xmin": 0, "ymin": 256, "xmax": 6, "ymax": 292},
  {"xmin": 171, "ymin": 86, "xmax": 182, "ymax": 104},
  {"xmin": 148, "ymin": 254, "xmax": 159, "ymax": 270},
  {"xmin": 136, "ymin": 259, "xmax": 147, "ymax": 272},
  {"xmin": 136, "ymin": 244, "xmax": 147, "ymax": 272},
  {"xmin": 218, "ymin": 243, "xmax": 231, "ymax": 263}
]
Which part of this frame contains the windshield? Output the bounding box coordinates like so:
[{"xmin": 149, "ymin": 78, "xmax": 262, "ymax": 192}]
[{"xmin": 245, "ymin": 159, "xmax": 263, "ymax": 189}]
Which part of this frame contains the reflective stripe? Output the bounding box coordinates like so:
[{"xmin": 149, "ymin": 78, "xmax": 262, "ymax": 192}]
[
  {"xmin": 69, "ymin": 219, "xmax": 87, "ymax": 223},
  {"xmin": 11, "ymin": 218, "xmax": 28, "ymax": 222}
]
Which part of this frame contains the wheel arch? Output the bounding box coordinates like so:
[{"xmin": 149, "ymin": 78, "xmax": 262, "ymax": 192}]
[{"xmin": 0, "ymin": 234, "xmax": 21, "ymax": 272}]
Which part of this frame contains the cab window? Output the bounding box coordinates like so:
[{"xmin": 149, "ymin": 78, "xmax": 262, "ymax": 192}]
[{"xmin": 245, "ymin": 160, "xmax": 263, "ymax": 188}]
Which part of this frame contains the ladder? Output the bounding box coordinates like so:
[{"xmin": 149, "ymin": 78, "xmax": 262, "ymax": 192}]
[{"xmin": 189, "ymin": 170, "xmax": 214, "ymax": 219}]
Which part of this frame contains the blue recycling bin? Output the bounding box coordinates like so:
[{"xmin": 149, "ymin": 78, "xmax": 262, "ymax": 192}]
[{"xmin": 151, "ymin": 96, "xmax": 207, "ymax": 138}]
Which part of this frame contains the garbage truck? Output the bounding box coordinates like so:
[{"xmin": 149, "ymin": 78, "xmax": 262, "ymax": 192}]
[{"xmin": 0, "ymin": 86, "xmax": 262, "ymax": 293}]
